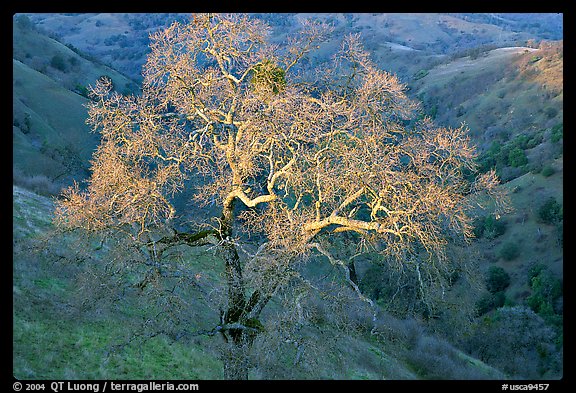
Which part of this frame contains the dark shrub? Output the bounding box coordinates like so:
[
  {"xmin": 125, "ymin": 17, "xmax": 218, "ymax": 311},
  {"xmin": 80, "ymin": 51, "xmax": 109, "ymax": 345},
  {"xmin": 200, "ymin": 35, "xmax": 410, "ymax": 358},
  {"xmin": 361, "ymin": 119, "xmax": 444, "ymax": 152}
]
[
  {"xmin": 472, "ymin": 216, "xmax": 485, "ymax": 238},
  {"xmin": 508, "ymin": 147, "xmax": 528, "ymax": 167},
  {"xmin": 473, "ymin": 214, "xmax": 506, "ymax": 239},
  {"xmin": 541, "ymin": 165, "xmax": 555, "ymax": 177},
  {"xmin": 550, "ymin": 123, "xmax": 563, "ymax": 143},
  {"xmin": 528, "ymin": 264, "xmax": 546, "ymax": 283},
  {"xmin": 486, "ymin": 266, "xmax": 510, "ymax": 294},
  {"xmin": 544, "ymin": 107, "xmax": 558, "ymax": 119},
  {"xmin": 498, "ymin": 242, "xmax": 520, "ymax": 261},
  {"xmin": 537, "ymin": 197, "xmax": 562, "ymax": 225},
  {"xmin": 464, "ymin": 306, "xmax": 562, "ymax": 379},
  {"xmin": 476, "ymin": 291, "xmax": 506, "ymax": 316},
  {"xmin": 50, "ymin": 54, "xmax": 68, "ymax": 72},
  {"xmin": 527, "ymin": 268, "xmax": 562, "ymax": 319},
  {"xmin": 484, "ymin": 215, "xmax": 507, "ymax": 239}
]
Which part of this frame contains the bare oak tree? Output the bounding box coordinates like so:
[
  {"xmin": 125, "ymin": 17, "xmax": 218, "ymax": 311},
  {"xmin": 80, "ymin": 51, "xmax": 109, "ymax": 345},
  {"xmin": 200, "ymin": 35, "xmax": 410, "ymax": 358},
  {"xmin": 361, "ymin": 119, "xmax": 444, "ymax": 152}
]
[{"xmin": 54, "ymin": 13, "xmax": 509, "ymax": 379}]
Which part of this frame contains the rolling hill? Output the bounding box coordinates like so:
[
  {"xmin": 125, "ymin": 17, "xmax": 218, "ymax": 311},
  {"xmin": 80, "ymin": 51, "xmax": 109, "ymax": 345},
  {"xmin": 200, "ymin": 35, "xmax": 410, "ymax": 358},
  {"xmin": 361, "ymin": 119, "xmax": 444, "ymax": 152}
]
[
  {"xmin": 13, "ymin": 17, "xmax": 139, "ymax": 192},
  {"xmin": 412, "ymin": 41, "xmax": 563, "ymax": 153},
  {"xmin": 13, "ymin": 59, "xmax": 95, "ymax": 185},
  {"xmin": 23, "ymin": 13, "xmax": 562, "ymax": 83}
]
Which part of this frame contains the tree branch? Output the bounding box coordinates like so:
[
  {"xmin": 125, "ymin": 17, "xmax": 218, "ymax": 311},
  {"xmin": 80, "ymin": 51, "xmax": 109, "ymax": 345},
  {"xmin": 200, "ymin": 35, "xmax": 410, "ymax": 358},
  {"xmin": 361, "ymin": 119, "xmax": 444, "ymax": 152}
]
[
  {"xmin": 303, "ymin": 214, "xmax": 402, "ymax": 236},
  {"xmin": 227, "ymin": 189, "xmax": 277, "ymax": 208},
  {"xmin": 331, "ymin": 187, "xmax": 365, "ymax": 217},
  {"xmin": 309, "ymin": 242, "xmax": 378, "ymax": 333},
  {"xmin": 153, "ymin": 229, "xmax": 220, "ymax": 248}
]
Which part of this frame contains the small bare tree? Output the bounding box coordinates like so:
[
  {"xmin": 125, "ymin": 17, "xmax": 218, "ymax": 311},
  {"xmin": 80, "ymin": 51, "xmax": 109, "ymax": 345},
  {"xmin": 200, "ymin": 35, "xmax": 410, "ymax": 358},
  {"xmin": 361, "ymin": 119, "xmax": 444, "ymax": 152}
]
[{"xmin": 54, "ymin": 13, "xmax": 509, "ymax": 379}]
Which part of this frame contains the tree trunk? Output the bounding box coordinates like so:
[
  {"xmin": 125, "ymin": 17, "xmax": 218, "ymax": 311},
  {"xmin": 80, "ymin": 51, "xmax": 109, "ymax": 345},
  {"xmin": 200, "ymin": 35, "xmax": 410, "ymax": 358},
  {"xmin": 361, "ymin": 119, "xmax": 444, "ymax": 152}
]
[
  {"xmin": 222, "ymin": 335, "xmax": 252, "ymax": 380},
  {"xmin": 220, "ymin": 199, "xmax": 246, "ymax": 335},
  {"xmin": 219, "ymin": 198, "xmax": 253, "ymax": 380}
]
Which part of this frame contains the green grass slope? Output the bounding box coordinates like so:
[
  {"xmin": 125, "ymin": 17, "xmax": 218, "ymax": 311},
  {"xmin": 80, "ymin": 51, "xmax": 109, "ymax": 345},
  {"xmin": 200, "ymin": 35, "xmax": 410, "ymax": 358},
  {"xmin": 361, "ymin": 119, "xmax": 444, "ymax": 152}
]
[
  {"xmin": 13, "ymin": 18, "xmax": 141, "ymax": 190},
  {"xmin": 20, "ymin": 13, "xmax": 181, "ymax": 81},
  {"xmin": 482, "ymin": 160, "xmax": 563, "ymax": 297},
  {"xmin": 13, "ymin": 186, "xmax": 507, "ymax": 380},
  {"xmin": 410, "ymin": 42, "xmax": 563, "ymax": 355},
  {"xmin": 13, "ymin": 59, "xmax": 97, "ymax": 185},
  {"xmin": 13, "ymin": 185, "xmax": 224, "ymax": 380}
]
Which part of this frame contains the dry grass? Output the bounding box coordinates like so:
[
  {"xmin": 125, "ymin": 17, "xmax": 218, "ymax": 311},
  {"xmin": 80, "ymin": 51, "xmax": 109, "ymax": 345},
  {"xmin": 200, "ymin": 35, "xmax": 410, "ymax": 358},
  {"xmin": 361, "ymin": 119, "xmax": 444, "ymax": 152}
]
[{"xmin": 514, "ymin": 41, "xmax": 563, "ymax": 94}]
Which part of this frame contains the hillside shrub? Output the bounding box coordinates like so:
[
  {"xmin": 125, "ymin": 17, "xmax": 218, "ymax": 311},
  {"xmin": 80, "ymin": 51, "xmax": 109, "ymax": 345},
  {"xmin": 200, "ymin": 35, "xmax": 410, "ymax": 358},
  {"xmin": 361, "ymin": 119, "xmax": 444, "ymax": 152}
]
[
  {"xmin": 528, "ymin": 264, "xmax": 546, "ymax": 283},
  {"xmin": 527, "ymin": 268, "xmax": 562, "ymax": 319},
  {"xmin": 65, "ymin": 43, "xmax": 80, "ymax": 54},
  {"xmin": 525, "ymin": 265, "xmax": 563, "ymax": 335},
  {"xmin": 477, "ymin": 139, "xmax": 530, "ymax": 177},
  {"xmin": 68, "ymin": 56, "xmax": 79, "ymax": 67},
  {"xmin": 74, "ymin": 84, "xmax": 90, "ymax": 98},
  {"xmin": 476, "ymin": 291, "xmax": 506, "ymax": 316},
  {"xmin": 512, "ymin": 134, "xmax": 529, "ymax": 150},
  {"xmin": 498, "ymin": 241, "xmax": 520, "ymax": 261},
  {"xmin": 476, "ymin": 155, "xmax": 495, "ymax": 175},
  {"xmin": 550, "ymin": 123, "xmax": 563, "ymax": 143},
  {"xmin": 16, "ymin": 113, "xmax": 32, "ymax": 134},
  {"xmin": 456, "ymin": 105, "xmax": 465, "ymax": 117},
  {"xmin": 545, "ymin": 107, "xmax": 558, "ymax": 119},
  {"xmin": 484, "ymin": 215, "xmax": 506, "ymax": 239},
  {"xmin": 486, "ymin": 266, "xmax": 510, "ymax": 294},
  {"xmin": 50, "ymin": 54, "xmax": 68, "ymax": 72},
  {"xmin": 541, "ymin": 165, "xmax": 555, "ymax": 177},
  {"xmin": 478, "ymin": 131, "xmax": 549, "ymax": 177},
  {"xmin": 473, "ymin": 214, "xmax": 506, "ymax": 239},
  {"xmin": 476, "ymin": 141, "xmax": 502, "ymax": 174},
  {"xmin": 464, "ymin": 306, "xmax": 562, "ymax": 379},
  {"xmin": 475, "ymin": 294, "xmax": 492, "ymax": 316},
  {"xmin": 537, "ymin": 197, "xmax": 562, "ymax": 225},
  {"xmin": 526, "ymin": 134, "xmax": 544, "ymax": 149},
  {"xmin": 428, "ymin": 103, "xmax": 438, "ymax": 119},
  {"xmin": 508, "ymin": 147, "xmax": 528, "ymax": 167},
  {"xmin": 472, "ymin": 217, "xmax": 485, "ymax": 238},
  {"xmin": 413, "ymin": 69, "xmax": 429, "ymax": 80}
]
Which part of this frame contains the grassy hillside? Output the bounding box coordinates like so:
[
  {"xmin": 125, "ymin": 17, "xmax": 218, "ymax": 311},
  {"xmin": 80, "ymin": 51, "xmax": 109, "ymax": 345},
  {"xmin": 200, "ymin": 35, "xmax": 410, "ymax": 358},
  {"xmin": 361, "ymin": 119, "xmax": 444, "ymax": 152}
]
[
  {"xmin": 410, "ymin": 40, "xmax": 564, "ymax": 287},
  {"xmin": 412, "ymin": 42, "xmax": 563, "ymax": 153},
  {"xmin": 13, "ymin": 17, "xmax": 140, "ymax": 193},
  {"xmin": 13, "ymin": 185, "xmax": 509, "ymax": 380},
  {"xmin": 22, "ymin": 13, "xmax": 186, "ymax": 81},
  {"xmin": 13, "ymin": 16, "xmax": 139, "ymax": 94},
  {"xmin": 13, "ymin": 185, "xmax": 224, "ymax": 379},
  {"xmin": 349, "ymin": 13, "xmax": 524, "ymax": 51},
  {"xmin": 13, "ymin": 59, "xmax": 96, "ymax": 187}
]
